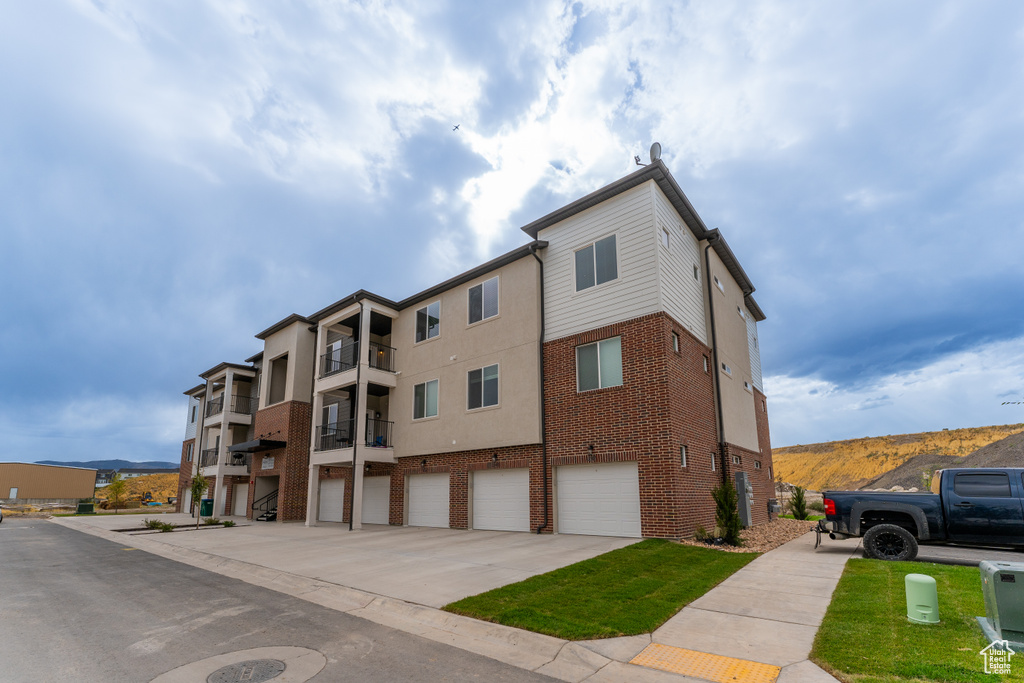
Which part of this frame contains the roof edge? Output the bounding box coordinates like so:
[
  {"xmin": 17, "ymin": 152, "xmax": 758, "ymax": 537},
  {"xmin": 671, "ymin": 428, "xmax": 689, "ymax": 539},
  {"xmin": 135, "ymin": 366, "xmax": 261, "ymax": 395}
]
[{"xmin": 255, "ymin": 313, "xmax": 315, "ymax": 340}]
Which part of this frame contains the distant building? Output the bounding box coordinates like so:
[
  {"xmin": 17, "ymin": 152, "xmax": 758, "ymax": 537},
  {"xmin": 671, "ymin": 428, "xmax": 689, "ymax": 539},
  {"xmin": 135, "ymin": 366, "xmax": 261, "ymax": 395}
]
[
  {"xmin": 0, "ymin": 463, "xmax": 97, "ymax": 503},
  {"xmin": 118, "ymin": 468, "xmax": 178, "ymax": 479}
]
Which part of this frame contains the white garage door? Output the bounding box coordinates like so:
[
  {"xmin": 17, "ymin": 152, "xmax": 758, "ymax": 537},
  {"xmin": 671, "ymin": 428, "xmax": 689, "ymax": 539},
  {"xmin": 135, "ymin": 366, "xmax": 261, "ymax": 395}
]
[
  {"xmin": 362, "ymin": 476, "xmax": 390, "ymax": 525},
  {"xmin": 232, "ymin": 483, "xmax": 248, "ymax": 517},
  {"xmin": 408, "ymin": 473, "xmax": 449, "ymax": 528},
  {"xmin": 319, "ymin": 479, "xmax": 346, "ymax": 522},
  {"xmin": 556, "ymin": 462, "xmax": 641, "ymax": 537},
  {"xmin": 473, "ymin": 469, "xmax": 530, "ymax": 532}
]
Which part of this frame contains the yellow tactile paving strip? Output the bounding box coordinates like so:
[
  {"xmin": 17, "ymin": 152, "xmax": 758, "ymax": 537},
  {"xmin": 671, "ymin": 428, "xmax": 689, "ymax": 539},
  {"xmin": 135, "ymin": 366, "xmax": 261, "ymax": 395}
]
[{"xmin": 630, "ymin": 643, "xmax": 781, "ymax": 683}]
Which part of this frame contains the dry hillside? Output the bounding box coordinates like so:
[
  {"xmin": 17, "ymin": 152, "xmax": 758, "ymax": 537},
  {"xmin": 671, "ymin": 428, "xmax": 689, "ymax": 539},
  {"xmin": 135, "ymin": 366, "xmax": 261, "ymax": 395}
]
[
  {"xmin": 96, "ymin": 473, "xmax": 178, "ymax": 502},
  {"xmin": 774, "ymin": 423, "xmax": 1024, "ymax": 491}
]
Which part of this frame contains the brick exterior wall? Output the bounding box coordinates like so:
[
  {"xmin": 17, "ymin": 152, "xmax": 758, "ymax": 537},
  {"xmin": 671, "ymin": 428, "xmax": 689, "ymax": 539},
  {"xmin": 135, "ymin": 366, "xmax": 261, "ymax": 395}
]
[
  {"xmin": 543, "ymin": 312, "xmax": 723, "ymax": 538},
  {"xmin": 250, "ymin": 400, "xmax": 313, "ymax": 522},
  {"xmin": 175, "ymin": 439, "xmax": 195, "ymax": 513}
]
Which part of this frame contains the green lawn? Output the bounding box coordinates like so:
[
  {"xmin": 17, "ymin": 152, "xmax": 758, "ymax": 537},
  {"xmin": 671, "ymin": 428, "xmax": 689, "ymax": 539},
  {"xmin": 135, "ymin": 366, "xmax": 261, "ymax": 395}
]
[
  {"xmin": 812, "ymin": 559, "xmax": 1020, "ymax": 683},
  {"xmin": 444, "ymin": 539, "xmax": 757, "ymax": 640},
  {"xmin": 780, "ymin": 513, "xmax": 826, "ymax": 521}
]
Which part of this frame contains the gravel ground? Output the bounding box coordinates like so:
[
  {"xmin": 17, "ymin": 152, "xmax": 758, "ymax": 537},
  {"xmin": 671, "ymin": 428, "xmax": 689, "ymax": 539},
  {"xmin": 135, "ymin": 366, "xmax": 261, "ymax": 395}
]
[{"xmin": 678, "ymin": 517, "xmax": 818, "ymax": 554}]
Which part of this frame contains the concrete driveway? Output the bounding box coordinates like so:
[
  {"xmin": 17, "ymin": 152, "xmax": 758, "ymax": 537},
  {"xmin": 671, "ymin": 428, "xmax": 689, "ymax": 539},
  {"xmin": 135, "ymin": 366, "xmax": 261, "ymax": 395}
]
[{"xmin": 60, "ymin": 514, "xmax": 639, "ymax": 608}]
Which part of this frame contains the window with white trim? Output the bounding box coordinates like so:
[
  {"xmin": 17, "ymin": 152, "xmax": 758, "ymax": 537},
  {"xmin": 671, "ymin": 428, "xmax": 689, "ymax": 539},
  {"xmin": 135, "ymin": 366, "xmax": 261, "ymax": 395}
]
[
  {"xmin": 660, "ymin": 227, "xmax": 670, "ymax": 249},
  {"xmin": 468, "ymin": 277, "xmax": 498, "ymax": 324},
  {"xmin": 574, "ymin": 235, "xmax": 617, "ymax": 291},
  {"xmin": 413, "ymin": 379, "xmax": 439, "ymax": 419},
  {"xmin": 737, "ymin": 306, "xmax": 746, "ymax": 320},
  {"xmin": 693, "ymin": 264, "xmax": 700, "ymax": 281},
  {"xmin": 711, "ymin": 454, "xmax": 716, "ymax": 471},
  {"xmin": 576, "ymin": 336, "xmax": 623, "ymax": 391},
  {"xmin": 743, "ymin": 380, "xmax": 752, "ymax": 393},
  {"xmin": 186, "ymin": 443, "xmax": 193, "ymax": 462},
  {"xmin": 754, "ymin": 460, "xmax": 762, "ymax": 470},
  {"xmin": 415, "ymin": 301, "xmax": 440, "ymax": 342},
  {"xmin": 732, "ymin": 454, "xmax": 741, "ymax": 465},
  {"xmin": 680, "ymin": 445, "xmax": 687, "ymax": 467},
  {"xmin": 671, "ymin": 331, "xmax": 680, "ymax": 353},
  {"xmin": 713, "ymin": 275, "xmax": 724, "ymax": 293},
  {"xmin": 721, "ymin": 362, "xmax": 732, "ymax": 376},
  {"xmin": 191, "ymin": 405, "xmax": 197, "ymax": 423},
  {"xmin": 468, "ymin": 364, "xmax": 499, "ymax": 409}
]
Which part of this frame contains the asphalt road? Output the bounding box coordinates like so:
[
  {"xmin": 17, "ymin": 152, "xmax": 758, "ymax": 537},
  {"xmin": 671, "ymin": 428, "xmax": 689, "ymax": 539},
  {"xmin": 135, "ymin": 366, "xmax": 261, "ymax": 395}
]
[{"xmin": 0, "ymin": 519, "xmax": 554, "ymax": 682}]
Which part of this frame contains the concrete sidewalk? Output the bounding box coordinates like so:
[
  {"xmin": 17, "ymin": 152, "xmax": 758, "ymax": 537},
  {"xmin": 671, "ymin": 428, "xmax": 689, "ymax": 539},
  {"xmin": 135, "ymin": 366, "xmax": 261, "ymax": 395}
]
[{"xmin": 53, "ymin": 516, "xmax": 859, "ymax": 682}]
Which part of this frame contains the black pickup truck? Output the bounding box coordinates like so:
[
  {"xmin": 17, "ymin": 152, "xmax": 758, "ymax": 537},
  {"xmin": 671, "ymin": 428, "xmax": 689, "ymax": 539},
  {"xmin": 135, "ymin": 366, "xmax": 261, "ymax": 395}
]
[{"xmin": 818, "ymin": 468, "xmax": 1024, "ymax": 561}]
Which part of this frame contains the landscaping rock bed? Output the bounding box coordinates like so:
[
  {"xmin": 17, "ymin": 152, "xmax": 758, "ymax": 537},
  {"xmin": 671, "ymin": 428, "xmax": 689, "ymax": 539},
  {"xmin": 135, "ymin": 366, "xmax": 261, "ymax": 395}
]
[{"xmin": 679, "ymin": 517, "xmax": 818, "ymax": 554}]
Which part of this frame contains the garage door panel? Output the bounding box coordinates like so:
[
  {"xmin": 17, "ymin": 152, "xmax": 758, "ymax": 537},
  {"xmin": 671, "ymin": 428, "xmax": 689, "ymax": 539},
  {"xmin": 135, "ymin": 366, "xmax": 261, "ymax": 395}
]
[
  {"xmin": 362, "ymin": 476, "xmax": 390, "ymax": 525},
  {"xmin": 319, "ymin": 479, "xmax": 346, "ymax": 523},
  {"xmin": 556, "ymin": 462, "xmax": 641, "ymax": 538},
  {"xmin": 408, "ymin": 473, "xmax": 449, "ymax": 528},
  {"xmin": 473, "ymin": 469, "xmax": 529, "ymax": 532}
]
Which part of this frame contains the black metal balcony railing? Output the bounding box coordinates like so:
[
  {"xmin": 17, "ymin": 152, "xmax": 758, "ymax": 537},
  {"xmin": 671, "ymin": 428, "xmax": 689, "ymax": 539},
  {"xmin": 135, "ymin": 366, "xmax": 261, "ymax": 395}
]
[
  {"xmin": 205, "ymin": 396, "xmax": 224, "ymax": 418},
  {"xmin": 231, "ymin": 394, "xmax": 258, "ymax": 415},
  {"xmin": 227, "ymin": 452, "xmax": 253, "ymax": 472},
  {"xmin": 365, "ymin": 417, "xmax": 393, "ymax": 448},
  {"xmin": 368, "ymin": 341, "xmax": 396, "ymax": 373},
  {"xmin": 320, "ymin": 339, "xmax": 358, "ymax": 378},
  {"xmin": 315, "ymin": 419, "xmax": 355, "ymax": 451},
  {"xmin": 199, "ymin": 448, "xmax": 218, "ymax": 468}
]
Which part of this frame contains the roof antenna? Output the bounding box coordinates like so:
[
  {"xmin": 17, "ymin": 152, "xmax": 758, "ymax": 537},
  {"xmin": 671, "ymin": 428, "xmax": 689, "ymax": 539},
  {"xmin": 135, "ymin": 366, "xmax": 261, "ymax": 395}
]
[{"xmin": 634, "ymin": 142, "xmax": 662, "ymax": 166}]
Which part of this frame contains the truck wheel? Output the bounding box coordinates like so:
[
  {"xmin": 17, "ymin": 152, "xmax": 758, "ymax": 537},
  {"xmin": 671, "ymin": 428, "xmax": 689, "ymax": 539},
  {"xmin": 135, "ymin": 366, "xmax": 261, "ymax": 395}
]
[{"xmin": 863, "ymin": 524, "xmax": 918, "ymax": 561}]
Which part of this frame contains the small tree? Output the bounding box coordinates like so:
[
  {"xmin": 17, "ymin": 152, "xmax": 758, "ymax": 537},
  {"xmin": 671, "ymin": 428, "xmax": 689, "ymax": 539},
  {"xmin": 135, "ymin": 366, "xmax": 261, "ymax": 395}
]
[
  {"xmin": 189, "ymin": 473, "xmax": 207, "ymax": 530},
  {"xmin": 106, "ymin": 473, "xmax": 127, "ymax": 515},
  {"xmin": 790, "ymin": 485, "xmax": 808, "ymax": 520},
  {"xmin": 712, "ymin": 480, "xmax": 743, "ymax": 546}
]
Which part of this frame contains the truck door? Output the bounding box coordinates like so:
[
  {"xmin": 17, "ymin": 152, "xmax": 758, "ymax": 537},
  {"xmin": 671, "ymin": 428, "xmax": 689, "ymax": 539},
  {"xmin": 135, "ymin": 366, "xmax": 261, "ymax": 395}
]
[{"xmin": 946, "ymin": 472, "xmax": 1024, "ymax": 542}]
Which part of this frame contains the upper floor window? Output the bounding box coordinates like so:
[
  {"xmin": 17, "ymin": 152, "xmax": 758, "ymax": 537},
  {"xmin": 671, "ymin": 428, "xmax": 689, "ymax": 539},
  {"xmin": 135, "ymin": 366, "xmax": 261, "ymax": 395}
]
[
  {"xmin": 576, "ymin": 336, "xmax": 622, "ymax": 391},
  {"xmin": 190, "ymin": 405, "xmax": 197, "ymax": 423},
  {"xmin": 467, "ymin": 364, "xmax": 499, "ymax": 409},
  {"xmin": 671, "ymin": 331, "xmax": 680, "ymax": 353},
  {"xmin": 415, "ymin": 301, "xmax": 440, "ymax": 343},
  {"xmin": 660, "ymin": 227, "xmax": 670, "ymax": 249},
  {"xmin": 186, "ymin": 443, "xmax": 194, "ymax": 462},
  {"xmin": 268, "ymin": 354, "xmax": 288, "ymax": 405},
  {"xmin": 574, "ymin": 235, "xmax": 617, "ymax": 292},
  {"xmin": 468, "ymin": 277, "xmax": 499, "ymax": 325},
  {"xmin": 413, "ymin": 379, "xmax": 439, "ymax": 419},
  {"xmin": 713, "ymin": 275, "xmax": 724, "ymax": 293}
]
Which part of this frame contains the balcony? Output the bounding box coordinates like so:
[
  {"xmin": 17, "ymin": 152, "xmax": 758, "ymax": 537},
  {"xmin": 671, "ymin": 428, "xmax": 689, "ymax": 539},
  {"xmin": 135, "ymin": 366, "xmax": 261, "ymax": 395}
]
[
  {"xmin": 199, "ymin": 448, "xmax": 218, "ymax": 468},
  {"xmin": 227, "ymin": 452, "xmax": 252, "ymax": 472},
  {"xmin": 315, "ymin": 419, "xmax": 356, "ymax": 452},
  {"xmin": 231, "ymin": 394, "xmax": 258, "ymax": 415},
  {"xmin": 320, "ymin": 339, "xmax": 359, "ymax": 378},
  {"xmin": 365, "ymin": 417, "xmax": 393, "ymax": 448},
  {"xmin": 368, "ymin": 341, "xmax": 396, "ymax": 373},
  {"xmin": 205, "ymin": 396, "xmax": 224, "ymax": 418}
]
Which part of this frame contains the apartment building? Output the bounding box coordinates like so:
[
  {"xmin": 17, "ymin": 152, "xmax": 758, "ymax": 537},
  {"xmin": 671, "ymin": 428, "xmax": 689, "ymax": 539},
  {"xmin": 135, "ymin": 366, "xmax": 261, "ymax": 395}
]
[{"xmin": 177, "ymin": 159, "xmax": 773, "ymax": 539}]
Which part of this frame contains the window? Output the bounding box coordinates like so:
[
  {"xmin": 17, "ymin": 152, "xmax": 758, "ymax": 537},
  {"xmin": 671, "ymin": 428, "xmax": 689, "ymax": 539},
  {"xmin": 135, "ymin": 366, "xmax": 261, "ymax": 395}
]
[
  {"xmin": 468, "ymin": 364, "xmax": 499, "ymax": 409},
  {"xmin": 680, "ymin": 446, "xmax": 687, "ymax": 467},
  {"xmin": 190, "ymin": 405, "xmax": 197, "ymax": 423},
  {"xmin": 713, "ymin": 275, "xmax": 724, "ymax": 293},
  {"xmin": 415, "ymin": 301, "xmax": 441, "ymax": 342},
  {"xmin": 671, "ymin": 331, "xmax": 680, "ymax": 353},
  {"xmin": 413, "ymin": 379, "xmax": 439, "ymax": 419},
  {"xmin": 468, "ymin": 277, "xmax": 499, "ymax": 324},
  {"xmin": 574, "ymin": 235, "xmax": 617, "ymax": 291},
  {"xmin": 660, "ymin": 227, "xmax": 670, "ymax": 249},
  {"xmin": 693, "ymin": 264, "xmax": 700, "ymax": 281},
  {"xmin": 953, "ymin": 473, "xmax": 1011, "ymax": 498},
  {"xmin": 576, "ymin": 337, "xmax": 623, "ymax": 391},
  {"xmin": 186, "ymin": 443, "xmax": 193, "ymax": 462},
  {"xmin": 721, "ymin": 362, "xmax": 732, "ymax": 376},
  {"xmin": 737, "ymin": 306, "xmax": 746, "ymax": 320},
  {"xmin": 732, "ymin": 454, "xmax": 741, "ymax": 465},
  {"xmin": 711, "ymin": 454, "xmax": 716, "ymax": 471},
  {"xmin": 743, "ymin": 380, "xmax": 752, "ymax": 393},
  {"xmin": 703, "ymin": 356, "xmax": 709, "ymax": 373},
  {"xmin": 754, "ymin": 460, "xmax": 762, "ymax": 470}
]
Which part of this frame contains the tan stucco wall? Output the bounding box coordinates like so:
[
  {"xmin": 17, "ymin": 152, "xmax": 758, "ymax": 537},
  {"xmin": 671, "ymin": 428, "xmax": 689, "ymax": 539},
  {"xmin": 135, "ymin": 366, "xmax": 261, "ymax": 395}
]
[
  {"xmin": 260, "ymin": 321, "xmax": 315, "ymax": 408},
  {"xmin": 705, "ymin": 248, "xmax": 760, "ymax": 453},
  {"xmin": 0, "ymin": 463, "xmax": 96, "ymax": 499},
  {"xmin": 391, "ymin": 255, "xmax": 543, "ymax": 457}
]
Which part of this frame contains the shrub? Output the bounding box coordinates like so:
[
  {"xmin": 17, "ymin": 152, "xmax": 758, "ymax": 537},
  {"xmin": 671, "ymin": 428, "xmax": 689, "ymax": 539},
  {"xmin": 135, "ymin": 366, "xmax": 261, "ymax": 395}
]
[
  {"xmin": 222, "ymin": 520, "xmax": 236, "ymax": 528},
  {"xmin": 808, "ymin": 500, "xmax": 825, "ymax": 513},
  {"xmin": 693, "ymin": 525, "xmax": 710, "ymax": 541},
  {"xmin": 790, "ymin": 486, "xmax": 809, "ymax": 520},
  {"xmin": 712, "ymin": 481, "xmax": 743, "ymax": 546},
  {"xmin": 143, "ymin": 518, "xmax": 163, "ymax": 530},
  {"xmin": 203, "ymin": 517, "xmax": 220, "ymax": 526},
  {"xmin": 157, "ymin": 522, "xmax": 175, "ymax": 532}
]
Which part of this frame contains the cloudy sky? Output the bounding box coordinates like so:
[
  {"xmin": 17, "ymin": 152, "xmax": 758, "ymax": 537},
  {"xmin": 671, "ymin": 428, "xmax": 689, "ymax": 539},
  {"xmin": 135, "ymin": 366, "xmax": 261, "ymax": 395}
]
[{"xmin": 3, "ymin": 1, "xmax": 1023, "ymax": 465}]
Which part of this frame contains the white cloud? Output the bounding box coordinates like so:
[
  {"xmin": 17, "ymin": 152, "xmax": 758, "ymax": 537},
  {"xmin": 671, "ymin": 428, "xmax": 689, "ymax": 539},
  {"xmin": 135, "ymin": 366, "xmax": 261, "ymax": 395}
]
[{"xmin": 766, "ymin": 336, "xmax": 1024, "ymax": 446}]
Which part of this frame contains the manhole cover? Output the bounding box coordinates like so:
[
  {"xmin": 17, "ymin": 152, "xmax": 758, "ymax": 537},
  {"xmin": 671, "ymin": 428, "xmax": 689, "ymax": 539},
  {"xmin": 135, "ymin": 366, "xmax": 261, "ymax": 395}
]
[{"xmin": 207, "ymin": 659, "xmax": 285, "ymax": 683}]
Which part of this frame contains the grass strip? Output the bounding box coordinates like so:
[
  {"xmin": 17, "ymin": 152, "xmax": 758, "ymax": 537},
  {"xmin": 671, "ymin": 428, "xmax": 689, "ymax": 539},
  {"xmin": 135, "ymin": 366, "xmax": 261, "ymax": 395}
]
[
  {"xmin": 444, "ymin": 539, "xmax": 757, "ymax": 640},
  {"xmin": 812, "ymin": 559, "xmax": 1018, "ymax": 683}
]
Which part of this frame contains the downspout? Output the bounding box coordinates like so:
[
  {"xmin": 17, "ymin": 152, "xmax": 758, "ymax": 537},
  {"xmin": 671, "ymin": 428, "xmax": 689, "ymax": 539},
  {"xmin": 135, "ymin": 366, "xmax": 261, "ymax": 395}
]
[
  {"xmin": 348, "ymin": 308, "xmax": 364, "ymax": 531},
  {"xmin": 529, "ymin": 243, "xmax": 550, "ymax": 534},
  {"xmin": 703, "ymin": 233, "xmax": 728, "ymax": 484}
]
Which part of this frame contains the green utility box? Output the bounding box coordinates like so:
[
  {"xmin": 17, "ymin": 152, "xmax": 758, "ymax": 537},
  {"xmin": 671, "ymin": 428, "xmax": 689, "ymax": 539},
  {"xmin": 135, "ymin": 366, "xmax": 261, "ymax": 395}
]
[
  {"xmin": 906, "ymin": 573, "xmax": 940, "ymax": 624},
  {"xmin": 199, "ymin": 498, "xmax": 214, "ymax": 517},
  {"xmin": 76, "ymin": 502, "xmax": 95, "ymax": 514}
]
